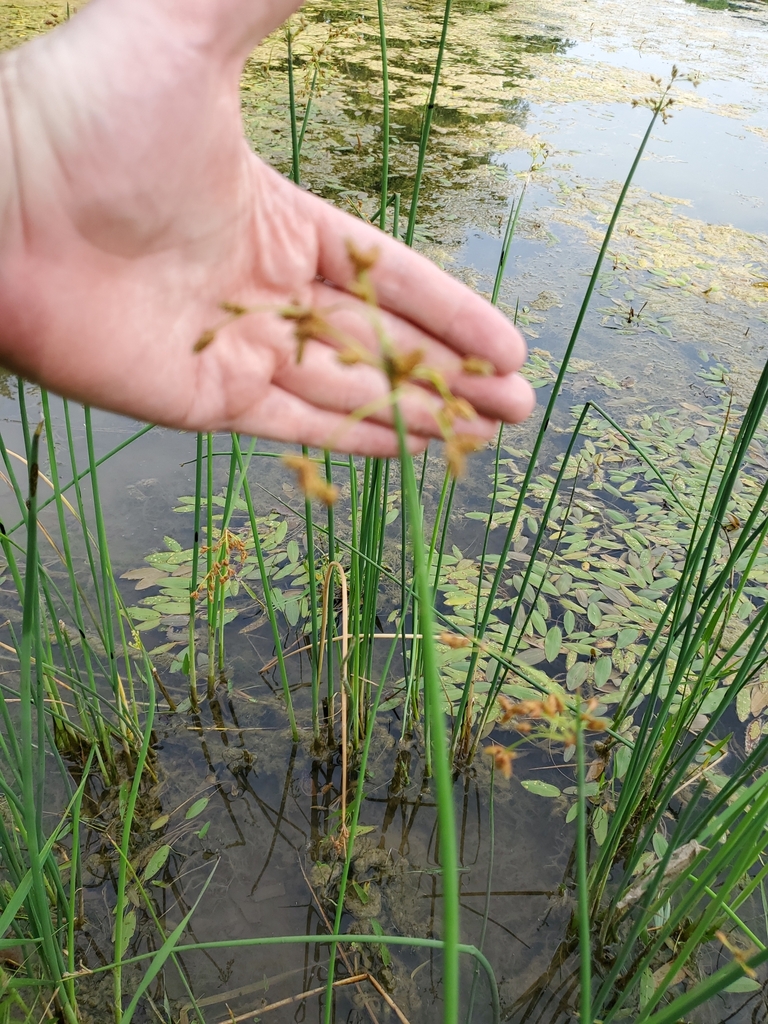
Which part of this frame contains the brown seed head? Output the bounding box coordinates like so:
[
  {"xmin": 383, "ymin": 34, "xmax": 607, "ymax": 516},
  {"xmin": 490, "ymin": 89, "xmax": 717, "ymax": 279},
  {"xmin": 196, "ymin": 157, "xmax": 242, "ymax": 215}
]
[
  {"xmin": 346, "ymin": 239, "xmax": 380, "ymax": 275},
  {"xmin": 497, "ymin": 694, "xmax": 516, "ymax": 722},
  {"xmin": 445, "ymin": 433, "xmax": 483, "ymax": 478},
  {"xmin": 462, "ymin": 356, "xmax": 495, "ymax": 376},
  {"xmin": 439, "ymin": 631, "xmax": 472, "ymax": 649},
  {"xmin": 220, "ymin": 301, "xmax": 249, "ymax": 317},
  {"xmin": 282, "ymin": 454, "xmax": 339, "ymax": 506},
  {"xmin": 193, "ymin": 329, "xmax": 216, "ymax": 353},
  {"xmin": 443, "ymin": 395, "xmax": 477, "ymax": 423},
  {"xmin": 582, "ymin": 715, "xmax": 610, "ymax": 732},
  {"xmin": 337, "ymin": 347, "xmax": 365, "ymax": 366},
  {"xmin": 280, "ymin": 305, "xmax": 330, "ymax": 362},
  {"xmin": 384, "ymin": 348, "xmax": 425, "ymax": 389},
  {"xmin": 542, "ymin": 693, "xmax": 565, "ymax": 718},
  {"xmin": 345, "ymin": 240, "xmax": 380, "ymax": 306},
  {"xmin": 484, "ymin": 744, "xmax": 518, "ymax": 779},
  {"xmin": 497, "ymin": 695, "xmax": 532, "ymax": 722}
]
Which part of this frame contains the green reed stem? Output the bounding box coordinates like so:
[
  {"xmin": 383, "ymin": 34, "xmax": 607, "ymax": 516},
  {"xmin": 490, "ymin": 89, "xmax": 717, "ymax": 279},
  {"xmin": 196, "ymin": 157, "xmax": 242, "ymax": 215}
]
[
  {"xmin": 287, "ymin": 27, "xmax": 300, "ymax": 185},
  {"xmin": 66, "ymin": 748, "xmax": 94, "ymax": 1006},
  {"xmin": 298, "ymin": 67, "xmax": 317, "ymax": 155},
  {"xmin": 465, "ymin": 763, "xmax": 495, "ymax": 1024},
  {"xmin": 431, "ymin": 474, "xmax": 456, "ymax": 609},
  {"xmin": 576, "ymin": 705, "xmax": 592, "ymax": 1024},
  {"xmin": 188, "ymin": 433, "xmax": 204, "ymax": 710},
  {"xmin": 62, "ymin": 402, "xmax": 110, "ymax": 650},
  {"xmin": 232, "ymin": 436, "xmax": 298, "ymax": 740},
  {"xmin": 17, "ymin": 421, "xmax": 77, "ymax": 1024},
  {"xmin": 205, "ymin": 433, "xmax": 215, "ymax": 693},
  {"xmin": 84, "ymin": 408, "xmax": 123, "ymax": 713},
  {"xmin": 490, "ymin": 178, "xmax": 527, "ymax": 305},
  {"xmin": 395, "ymin": 406, "xmax": 460, "ymax": 1024},
  {"xmin": 405, "ymin": 0, "xmax": 452, "ymax": 245},
  {"xmin": 348, "ymin": 455, "xmax": 361, "ymax": 735},
  {"xmin": 323, "ymin": 587, "xmax": 416, "ymax": 1024},
  {"xmin": 324, "ymin": 451, "xmax": 336, "ymax": 729},
  {"xmin": 303, "ymin": 447, "xmax": 321, "ymax": 739},
  {"xmin": 113, "ymin": 670, "xmax": 157, "ymax": 1023},
  {"xmin": 452, "ymin": 97, "xmax": 668, "ymax": 754},
  {"xmin": 594, "ymin": 370, "xmax": 768, "ymax": 908},
  {"xmin": 377, "ymin": 0, "xmax": 390, "ymax": 229},
  {"xmin": 215, "ymin": 443, "xmax": 242, "ymax": 677},
  {"xmin": 40, "ymin": 393, "xmax": 111, "ymax": 758},
  {"xmin": 17, "ymin": 379, "xmax": 31, "ymax": 463}
]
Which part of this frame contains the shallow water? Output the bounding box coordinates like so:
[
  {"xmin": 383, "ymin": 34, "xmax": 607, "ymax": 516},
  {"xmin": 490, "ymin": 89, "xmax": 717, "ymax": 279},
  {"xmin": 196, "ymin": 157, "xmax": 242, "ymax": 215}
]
[{"xmin": 1, "ymin": 0, "xmax": 768, "ymax": 1021}]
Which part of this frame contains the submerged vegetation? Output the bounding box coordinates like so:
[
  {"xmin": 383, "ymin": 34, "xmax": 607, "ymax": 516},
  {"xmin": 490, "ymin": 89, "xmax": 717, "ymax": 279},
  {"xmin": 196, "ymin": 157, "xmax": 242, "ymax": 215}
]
[{"xmin": 2, "ymin": 1, "xmax": 768, "ymax": 1023}]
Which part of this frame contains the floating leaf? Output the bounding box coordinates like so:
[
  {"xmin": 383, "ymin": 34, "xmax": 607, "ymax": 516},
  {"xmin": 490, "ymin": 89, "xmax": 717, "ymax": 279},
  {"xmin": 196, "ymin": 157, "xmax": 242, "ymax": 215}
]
[
  {"xmin": 371, "ymin": 919, "xmax": 391, "ymax": 966},
  {"xmin": 351, "ymin": 881, "xmax": 369, "ymax": 905},
  {"xmin": 567, "ymin": 661, "xmax": 588, "ymax": 690},
  {"xmin": 614, "ymin": 745, "xmax": 631, "ymax": 781},
  {"xmin": 545, "ymin": 626, "xmax": 562, "ymax": 662},
  {"xmin": 143, "ymin": 844, "xmax": 171, "ymax": 882},
  {"xmin": 120, "ymin": 567, "xmax": 168, "ymax": 590},
  {"xmin": 284, "ymin": 598, "xmax": 300, "ymax": 626},
  {"xmin": 616, "ymin": 627, "xmax": 639, "ymax": 649},
  {"xmin": 736, "ymin": 689, "xmax": 751, "ymax": 723},
  {"xmin": 639, "ymin": 968, "xmax": 654, "ymax": 1010},
  {"xmin": 149, "ymin": 814, "xmax": 169, "ymax": 832},
  {"xmin": 520, "ymin": 780, "xmax": 560, "ymax": 798},
  {"xmin": 745, "ymin": 718, "xmax": 763, "ymax": 755},
  {"xmin": 592, "ymin": 807, "xmax": 608, "ymax": 846},
  {"xmin": 530, "ymin": 610, "xmax": 547, "ymax": 635},
  {"xmin": 185, "ymin": 797, "xmax": 210, "ymax": 820},
  {"xmin": 556, "ymin": 572, "xmax": 573, "ymax": 595},
  {"xmin": 724, "ymin": 978, "xmax": 761, "ymax": 993},
  {"xmin": 119, "ymin": 910, "xmax": 136, "ymax": 958},
  {"xmin": 594, "ymin": 656, "xmax": 612, "ymax": 688}
]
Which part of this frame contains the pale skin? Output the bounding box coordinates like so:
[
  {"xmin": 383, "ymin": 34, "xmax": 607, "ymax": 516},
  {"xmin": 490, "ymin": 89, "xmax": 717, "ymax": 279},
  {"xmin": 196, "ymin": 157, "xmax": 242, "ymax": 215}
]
[{"xmin": 0, "ymin": 0, "xmax": 535, "ymax": 457}]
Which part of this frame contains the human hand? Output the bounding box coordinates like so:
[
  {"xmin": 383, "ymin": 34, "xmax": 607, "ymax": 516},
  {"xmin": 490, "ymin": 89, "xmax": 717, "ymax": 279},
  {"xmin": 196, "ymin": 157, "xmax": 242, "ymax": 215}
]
[{"xmin": 0, "ymin": 0, "xmax": 535, "ymax": 456}]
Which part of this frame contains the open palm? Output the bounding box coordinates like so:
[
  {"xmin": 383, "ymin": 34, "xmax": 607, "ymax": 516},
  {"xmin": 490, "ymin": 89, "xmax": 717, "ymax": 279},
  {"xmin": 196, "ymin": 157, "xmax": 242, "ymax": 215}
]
[{"xmin": 0, "ymin": 0, "xmax": 534, "ymax": 455}]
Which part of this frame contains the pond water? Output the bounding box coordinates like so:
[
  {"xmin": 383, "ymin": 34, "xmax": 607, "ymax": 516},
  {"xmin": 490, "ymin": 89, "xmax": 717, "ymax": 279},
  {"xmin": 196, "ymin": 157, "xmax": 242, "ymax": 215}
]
[{"xmin": 1, "ymin": 0, "xmax": 768, "ymax": 1021}]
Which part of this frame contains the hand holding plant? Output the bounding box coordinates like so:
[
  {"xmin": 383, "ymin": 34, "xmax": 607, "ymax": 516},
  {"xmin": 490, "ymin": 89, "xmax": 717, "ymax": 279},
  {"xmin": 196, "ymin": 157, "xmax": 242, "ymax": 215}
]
[{"xmin": 0, "ymin": 0, "xmax": 534, "ymax": 453}]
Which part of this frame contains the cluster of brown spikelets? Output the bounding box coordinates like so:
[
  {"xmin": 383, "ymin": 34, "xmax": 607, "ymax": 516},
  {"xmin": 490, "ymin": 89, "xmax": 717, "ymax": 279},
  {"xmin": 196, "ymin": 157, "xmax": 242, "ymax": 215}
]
[
  {"xmin": 484, "ymin": 693, "xmax": 609, "ymax": 779},
  {"xmin": 191, "ymin": 528, "xmax": 248, "ymax": 601},
  {"xmin": 194, "ymin": 239, "xmax": 496, "ymax": 503}
]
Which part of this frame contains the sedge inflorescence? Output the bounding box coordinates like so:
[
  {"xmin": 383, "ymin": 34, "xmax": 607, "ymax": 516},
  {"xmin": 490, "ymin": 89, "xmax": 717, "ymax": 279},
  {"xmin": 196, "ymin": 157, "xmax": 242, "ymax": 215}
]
[
  {"xmin": 194, "ymin": 238, "xmax": 494, "ymax": 499},
  {"xmin": 484, "ymin": 693, "xmax": 609, "ymax": 779}
]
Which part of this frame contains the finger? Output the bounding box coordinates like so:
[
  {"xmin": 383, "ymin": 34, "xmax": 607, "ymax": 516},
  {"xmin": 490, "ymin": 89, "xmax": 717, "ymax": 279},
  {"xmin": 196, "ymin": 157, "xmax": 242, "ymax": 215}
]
[
  {"xmin": 299, "ymin": 188, "xmax": 527, "ymax": 376},
  {"xmin": 215, "ymin": 384, "xmax": 428, "ymax": 457},
  {"xmin": 270, "ymin": 339, "xmax": 499, "ymax": 440},
  {"xmin": 304, "ymin": 281, "xmax": 535, "ymax": 424},
  {"xmin": 447, "ymin": 371, "xmax": 537, "ymax": 425}
]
